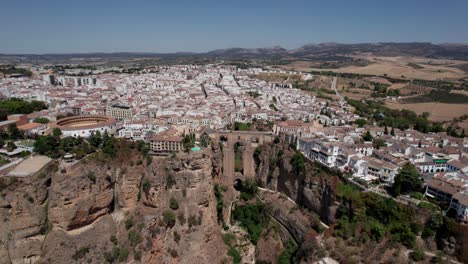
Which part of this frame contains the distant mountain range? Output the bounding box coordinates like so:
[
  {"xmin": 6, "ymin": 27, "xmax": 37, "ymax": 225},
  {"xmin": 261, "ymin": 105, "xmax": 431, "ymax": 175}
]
[{"xmin": 2, "ymin": 42, "xmax": 468, "ymax": 65}]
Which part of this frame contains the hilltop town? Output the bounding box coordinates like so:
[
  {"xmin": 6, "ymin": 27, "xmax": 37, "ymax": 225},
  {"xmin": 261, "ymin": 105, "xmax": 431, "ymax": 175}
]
[{"xmin": 0, "ymin": 62, "xmax": 467, "ymax": 264}]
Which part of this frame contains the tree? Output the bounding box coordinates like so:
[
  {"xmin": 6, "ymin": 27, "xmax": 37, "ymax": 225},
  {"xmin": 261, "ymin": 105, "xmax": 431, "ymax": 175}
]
[
  {"xmin": 0, "ymin": 129, "xmax": 7, "ymax": 140},
  {"xmin": 239, "ymin": 178, "xmax": 258, "ymax": 201},
  {"xmin": 182, "ymin": 134, "xmax": 194, "ymax": 152},
  {"xmin": 52, "ymin": 128, "xmax": 62, "ymax": 137},
  {"xmin": 409, "ymin": 248, "xmax": 425, "ymax": 261},
  {"xmin": 354, "ymin": 119, "xmax": 367, "ymax": 128},
  {"xmin": 291, "ymin": 152, "xmax": 305, "ymax": 176},
  {"xmin": 363, "ymin": 131, "xmax": 373, "ymax": 142},
  {"xmin": 390, "ymin": 126, "xmax": 396, "ymax": 136},
  {"xmin": 163, "ymin": 210, "xmax": 176, "ymax": 228},
  {"xmin": 200, "ymin": 135, "xmax": 209, "ymax": 148},
  {"xmin": 7, "ymin": 141, "xmax": 17, "ymax": 152},
  {"xmin": 88, "ymin": 131, "xmax": 102, "ymax": 147},
  {"xmin": 384, "ymin": 125, "xmax": 389, "ymax": 135},
  {"xmin": 8, "ymin": 124, "xmax": 22, "ymax": 140},
  {"xmin": 102, "ymin": 137, "xmax": 116, "ymax": 157},
  {"xmin": 33, "ymin": 135, "xmax": 59, "ymax": 156},
  {"xmin": 142, "ymin": 179, "xmax": 151, "ymax": 194},
  {"xmin": 59, "ymin": 136, "xmax": 79, "ymax": 153},
  {"xmin": 169, "ymin": 197, "xmax": 179, "ymax": 210},
  {"xmin": 392, "ymin": 163, "xmax": 423, "ymax": 196},
  {"xmin": 273, "ymin": 136, "xmax": 280, "ymax": 144},
  {"xmin": 372, "ymin": 138, "xmax": 386, "ymax": 149}
]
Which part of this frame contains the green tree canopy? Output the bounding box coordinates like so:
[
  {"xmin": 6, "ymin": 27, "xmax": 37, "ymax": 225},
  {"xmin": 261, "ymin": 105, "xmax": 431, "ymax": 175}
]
[
  {"xmin": 362, "ymin": 131, "xmax": 373, "ymax": 142},
  {"xmin": 392, "ymin": 163, "xmax": 423, "ymax": 196},
  {"xmin": 291, "ymin": 152, "xmax": 305, "ymax": 176}
]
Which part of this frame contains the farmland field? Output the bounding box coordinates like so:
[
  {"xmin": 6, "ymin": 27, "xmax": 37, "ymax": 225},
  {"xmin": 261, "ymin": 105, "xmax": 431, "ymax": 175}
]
[{"xmin": 386, "ymin": 101, "xmax": 468, "ymax": 122}]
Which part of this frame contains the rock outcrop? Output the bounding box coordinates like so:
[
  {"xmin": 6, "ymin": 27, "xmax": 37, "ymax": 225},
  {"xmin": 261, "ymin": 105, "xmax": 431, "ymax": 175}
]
[
  {"xmin": 254, "ymin": 143, "xmax": 341, "ymax": 225},
  {"xmin": 0, "ymin": 145, "xmax": 226, "ymax": 264}
]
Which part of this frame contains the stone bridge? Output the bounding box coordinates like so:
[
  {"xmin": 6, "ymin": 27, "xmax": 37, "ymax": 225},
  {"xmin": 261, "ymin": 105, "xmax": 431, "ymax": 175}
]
[
  {"xmin": 208, "ymin": 130, "xmax": 273, "ymax": 183},
  {"xmin": 208, "ymin": 130, "xmax": 274, "ymax": 223}
]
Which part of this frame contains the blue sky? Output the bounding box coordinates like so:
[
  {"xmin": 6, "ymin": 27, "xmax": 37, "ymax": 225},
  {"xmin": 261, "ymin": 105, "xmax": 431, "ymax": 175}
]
[{"xmin": 1, "ymin": 0, "xmax": 467, "ymax": 54}]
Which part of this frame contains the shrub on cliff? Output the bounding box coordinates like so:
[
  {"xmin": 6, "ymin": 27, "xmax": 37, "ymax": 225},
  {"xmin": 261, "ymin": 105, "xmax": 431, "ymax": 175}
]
[
  {"xmin": 239, "ymin": 178, "xmax": 258, "ymax": 201},
  {"xmin": 169, "ymin": 197, "xmax": 179, "ymax": 210},
  {"xmin": 232, "ymin": 203, "xmax": 269, "ymax": 245},
  {"xmin": 291, "ymin": 152, "xmax": 305, "ymax": 176},
  {"xmin": 163, "ymin": 210, "xmax": 176, "ymax": 228}
]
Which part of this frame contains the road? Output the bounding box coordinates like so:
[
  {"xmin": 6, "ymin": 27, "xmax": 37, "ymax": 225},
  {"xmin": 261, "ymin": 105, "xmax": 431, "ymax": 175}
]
[{"xmin": 331, "ymin": 76, "xmax": 344, "ymax": 102}]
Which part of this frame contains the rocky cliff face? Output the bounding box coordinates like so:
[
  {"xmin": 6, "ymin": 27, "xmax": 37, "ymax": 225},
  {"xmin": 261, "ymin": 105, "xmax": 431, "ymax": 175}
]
[
  {"xmin": 0, "ymin": 143, "xmax": 226, "ymax": 264},
  {"xmin": 254, "ymin": 143, "xmax": 341, "ymax": 225}
]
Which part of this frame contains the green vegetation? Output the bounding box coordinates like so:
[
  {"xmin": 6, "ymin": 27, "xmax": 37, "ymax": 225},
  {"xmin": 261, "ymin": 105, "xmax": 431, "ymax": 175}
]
[
  {"xmin": 278, "ymin": 240, "xmax": 298, "ymax": 264},
  {"xmin": 222, "ymin": 233, "xmax": 236, "ymax": 246},
  {"xmin": 247, "ymin": 91, "xmax": 261, "ymax": 98},
  {"xmin": 410, "ymin": 192, "xmax": 424, "ymax": 200},
  {"xmin": 187, "ymin": 211, "xmax": 203, "ymax": 228},
  {"xmin": 142, "ymin": 179, "xmax": 151, "ymax": 194},
  {"xmin": 401, "ymin": 89, "xmax": 468, "ymax": 104},
  {"xmin": 214, "ymin": 184, "xmax": 227, "ymax": 223},
  {"xmin": 110, "ymin": 235, "xmax": 118, "ymax": 245},
  {"xmin": 173, "ymin": 231, "xmax": 181, "ymax": 243},
  {"xmin": 103, "ymin": 246, "xmax": 129, "ymax": 263},
  {"xmin": 5, "ymin": 124, "xmax": 23, "ymax": 140},
  {"xmin": 222, "ymin": 232, "xmax": 241, "ymax": 264},
  {"xmin": 146, "ymin": 155, "xmax": 152, "ymax": 166},
  {"xmin": 44, "ymin": 64, "xmax": 97, "ymax": 72},
  {"xmin": 233, "ymin": 122, "xmax": 251, "ymax": 131},
  {"xmin": 182, "ymin": 133, "xmax": 195, "ymax": 152},
  {"xmin": 370, "ymin": 82, "xmax": 392, "ymax": 98},
  {"xmin": 409, "ymin": 248, "xmax": 425, "ymax": 261},
  {"xmin": 232, "ymin": 203, "xmax": 269, "ymax": 245},
  {"xmin": 128, "ymin": 229, "xmax": 142, "ymax": 246},
  {"xmin": 253, "ymin": 147, "xmax": 262, "ymax": 167},
  {"xmin": 0, "ymin": 155, "xmax": 9, "ymax": 166},
  {"xmin": 200, "ymin": 134, "xmax": 210, "ymax": 148},
  {"xmin": 354, "ymin": 118, "xmax": 367, "ymax": 128},
  {"xmin": 163, "ymin": 210, "xmax": 176, "ymax": 228},
  {"xmin": 33, "ymin": 117, "xmax": 49, "ymax": 124},
  {"xmin": 362, "ymin": 131, "xmax": 373, "ymax": 142},
  {"xmin": 72, "ymin": 247, "xmax": 90, "ymax": 260},
  {"xmin": 237, "ymin": 178, "xmax": 258, "ymax": 201},
  {"xmin": 290, "ymin": 152, "xmax": 305, "ymax": 176},
  {"xmin": 169, "ymin": 197, "xmax": 179, "ymax": 210},
  {"xmin": 227, "ymin": 247, "xmax": 242, "ymax": 264},
  {"xmin": 87, "ymin": 172, "xmax": 96, "ymax": 184},
  {"xmin": 335, "ymin": 183, "xmax": 420, "ymax": 248},
  {"xmin": 372, "ymin": 138, "xmax": 386, "ymax": 149},
  {"xmin": 6, "ymin": 141, "xmax": 17, "ymax": 152},
  {"xmin": 407, "ymin": 63, "xmax": 424, "ymax": 69},
  {"xmin": 125, "ymin": 217, "xmax": 134, "ymax": 230},
  {"xmin": 0, "ymin": 98, "xmax": 47, "ymax": 120},
  {"xmin": 346, "ymin": 98, "xmax": 444, "ymax": 132},
  {"xmin": 392, "ymin": 163, "xmax": 423, "ymax": 196},
  {"xmin": 166, "ymin": 174, "xmax": 176, "ymax": 188},
  {"xmin": 34, "ymin": 134, "xmax": 94, "ymax": 159},
  {"xmin": 0, "ymin": 66, "xmax": 33, "ymax": 77},
  {"xmin": 188, "ymin": 214, "xmax": 198, "ymax": 228},
  {"xmin": 177, "ymin": 212, "xmax": 186, "ymax": 225}
]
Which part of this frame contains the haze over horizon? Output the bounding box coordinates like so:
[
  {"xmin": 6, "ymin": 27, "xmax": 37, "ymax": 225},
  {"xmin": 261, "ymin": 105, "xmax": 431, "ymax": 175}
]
[{"xmin": 1, "ymin": 0, "xmax": 468, "ymax": 54}]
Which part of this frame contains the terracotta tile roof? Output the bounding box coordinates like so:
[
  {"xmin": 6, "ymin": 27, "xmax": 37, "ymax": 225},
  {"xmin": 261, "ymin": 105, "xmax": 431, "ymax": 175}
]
[{"xmin": 17, "ymin": 122, "xmax": 45, "ymax": 131}]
